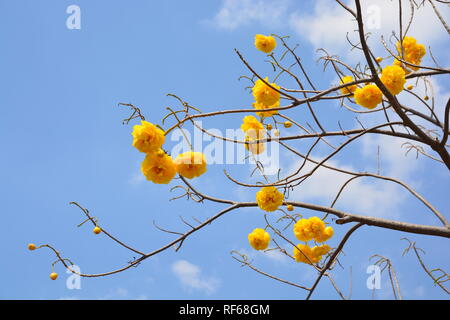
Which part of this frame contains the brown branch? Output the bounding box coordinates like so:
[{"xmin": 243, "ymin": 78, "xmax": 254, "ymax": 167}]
[{"xmin": 306, "ymin": 223, "xmax": 364, "ymax": 300}]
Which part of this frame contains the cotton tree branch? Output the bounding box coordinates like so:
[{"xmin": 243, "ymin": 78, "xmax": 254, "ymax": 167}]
[
  {"xmin": 41, "ymin": 203, "xmax": 242, "ymax": 278},
  {"xmin": 306, "ymin": 223, "xmax": 364, "ymax": 300},
  {"xmin": 441, "ymin": 98, "xmax": 450, "ymax": 146},
  {"xmin": 69, "ymin": 201, "xmax": 145, "ymax": 256},
  {"xmin": 428, "ymin": 0, "xmax": 450, "ymax": 34},
  {"xmin": 370, "ymin": 254, "xmax": 403, "ymax": 300},
  {"xmin": 231, "ymin": 251, "xmax": 311, "ymax": 291},
  {"xmin": 223, "ymin": 122, "xmax": 405, "ymax": 188},
  {"xmin": 402, "ymin": 238, "xmax": 450, "ymax": 294},
  {"xmin": 163, "ymin": 68, "xmax": 448, "ymax": 136},
  {"xmin": 329, "ymin": 175, "xmax": 448, "ymax": 227},
  {"xmin": 284, "ymin": 200, "xmax": 450, "ymax": 238}
]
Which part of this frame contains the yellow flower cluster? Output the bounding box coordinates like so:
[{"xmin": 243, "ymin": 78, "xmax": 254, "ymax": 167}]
[
  {"xmin": 291, "ymin": 216, "xmax": 334, "ymax": 264},
  {"xmin": 252, "ymin": 77, "xmax": 280, "ymax": 108},
  {"xmin": 380, "ymin": 65, "xmax": 406, "ymax": 95},
  {"xmin": 349, "ymin": 36, "xmax": 425, "ymax": 109},
  {"xmin": 256, "ymin": 186, "xmax": 284, "ymax": 212},
  {"xmin": 354, "ymin": 84, "xmax": 383, "ymax": 109},
  {"xmin": 293, "ymin": 216, "xmax": 333, "ymax": 242},
  {"xmin": 394, "ymin": 36, "xmax": 426, "ymax": 72},
  {"xmin": 352, "ymin": 64, "xmax": 406, "ymax": 109},
  {"xmin": 339, "ymin": 75, "xmax": 357, "ymax": 95},
  {"xmin": 248, "ymin": 228, "xmax": 271, "ymax": 250},
  {"xmin": 132, "ymin": 120, "xmax": 207, "ymax": 184},
  {"xmin": 252, "ymin": 77, "xmax": 280, "ymax": 118},
  {"xmin": 254, "ymin": 34, "xmax": 277, "ymax": 54},
  {"xmin": 241, "ymin": 116, "xmax": 266, "ymax": 154},
  {"xmin": 293, "ymin": 243, "xmax": 331, "ymax": 264}
]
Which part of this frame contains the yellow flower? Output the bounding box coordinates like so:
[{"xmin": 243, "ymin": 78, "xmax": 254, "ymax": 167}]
[
  {"xmin": 293, "ymin": 244, "xmax": 316, "ymax": 264},
  {"xmin": 252, "ymin": 101, "xmax": 279, "ymax": 118},
  {"xmin": 174, "ymin": 151, "xmax": 207, "ymax": 179},
  {"xmin": 241, "ymin": 116, "xmax": 266, "ymax": 155},
  {"xmin": 132, "ymin": 120, "xmax": 165, "ymax": 153},
  {"xmin": 311, "ymin": 244, "xmax": 332, "ymax": 263},
  {"xmin": 380, "ymin": 65, "xmax": 406, "ymax": 95},
  {"xmin": 141, "ymin": 150, "xmax": 177, "ymax": 184},
  {"xmin": 294, "ymin": 243, "xmax": 331, "ymax": 264},
  {"xmin": 293, "ymin": 216, "xmax": 325, "ymax": 242},
  {"xmin": 375, "ymin": 57, "xmax": 383, "ymax": 63},
  {"xmin": 396, "ymin": 36, "xmax": 417, "ymax": 52},
  {"xmin": 315, "ymin": 226, "xmax": 334, "ymax": 243},
  {"xmin": 408, "ymin": 43, "xmax": 426, "ymax": 63},
  {"xmin": 254, "ymin": 34, "xmax": 276, "ymax": 53},
  {"xmin": 395, "ymin": 36, "xmax": 426, "ymax": 71},
  {"xmin": 241, "ymin": 116, "xmax": 264, "ymax": 135},
  {"xmin": 256, "ymin": 186, "xmax": 284, "ymax": 212},
  {"xmin": 309, "ymin": 216, "xmax": 326, "ymax": 237},
  {"xmin": 248, "ymin": 228, "xmax": 271, "ymax": 250},
  {"xmin": 339, "ymin": 76, "xmax": 357, "ymax": 95},
  {"xmin": 252, "ymin": 77, "xmax": 280, "ymax": 108},
  {"xmin": 28, "ymin": 243, "xmax": 36, "ymax": 251},
  {"xmin": 286, "ymin": 204, "xmax": 294, "ymax": 212},
  {"xmin": 354, "ymin": 84, "xmax": 383, "ymax": 109},
  {"xmin": 312, "ymin": 244, "xmax": 331, "ymax": 257}
]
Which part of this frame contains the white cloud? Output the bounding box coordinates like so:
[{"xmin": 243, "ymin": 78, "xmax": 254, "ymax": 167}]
[
  {"xmin": 206, "ymin": 0, "xmax": 292, "ymax": 30},
  {"xmin": 172, "ymin": 260, "xmax": 220, "ymax": 295},
  {"xmin": 361, "ymin": 134, "xmax": 420, "ymax": 181},
  {"xmin": 289, "ymin": 0, "xmax": 450, "ymax": 59},
  {"xmin": 289, "ymin": 158, "xmax": 406, "ymax": 218},
  {"xmin": 289, "ymin": 1, "xmax": 355, "ymax": 54},
  {"xmin": 287, "ymin": 127, "xmax": 427, "ymax": 218}
]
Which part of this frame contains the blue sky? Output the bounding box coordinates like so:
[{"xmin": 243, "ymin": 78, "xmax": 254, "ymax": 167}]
[{"xmin": 0, "ymin": 0, "xmax": 449, "ymax": 300}]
